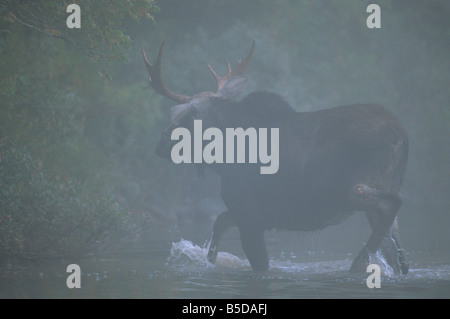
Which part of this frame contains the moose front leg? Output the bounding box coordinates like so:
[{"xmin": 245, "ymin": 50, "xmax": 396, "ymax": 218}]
[
  {"xmin": 239, "ymin": 226, "xmax": 269, "ymax": 271},
  {"xmin": 207, "ymin": 211, "xmax": 235, "ymax": 264}
]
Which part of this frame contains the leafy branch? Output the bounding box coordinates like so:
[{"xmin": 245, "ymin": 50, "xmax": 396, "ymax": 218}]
[{"xmin": 0, "ymin": 0, "xmax": 158, "ymax": 63}]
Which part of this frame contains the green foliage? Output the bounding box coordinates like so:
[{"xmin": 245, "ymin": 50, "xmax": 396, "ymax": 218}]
[
  {"xmin": 0, "ymin": 0, "xmax": 158, "ymax": 64},
  {"xmin": 0, "ymin": 0, "xmax": 159, "ymax": 260},
  {"xmin": 0, "ymin": 139, "xmax": 125, "ymax": 257}
]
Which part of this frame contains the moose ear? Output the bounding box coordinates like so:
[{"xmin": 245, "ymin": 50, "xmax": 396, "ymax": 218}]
[
  {"xmin": 170, "ymin": 102, "xmax": 195, "ymax": 125},
  {"xmin": 218, "ymin": 76, "xmax": 248, "ymax": 100}
]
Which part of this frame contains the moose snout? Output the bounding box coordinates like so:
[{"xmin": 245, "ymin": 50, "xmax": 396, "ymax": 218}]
[{"xmin": 155, "ymin": 128, "xmax": 174, "ymax": 160}]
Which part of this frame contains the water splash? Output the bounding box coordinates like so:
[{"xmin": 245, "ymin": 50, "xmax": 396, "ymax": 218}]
[
  {"xmin": 166, "ymin": 239, "xmax": 250, "ymax": 271},
  {"xmin": 164, "ymin": 239, "xmax": 450, "ymax": 294},
  {"xmin": 368, "ymin": 250, "xmax": 395, "ymax": 277},
  {"xmin": 166, "ymin": 239, "xmax": 353, "ymax": 278}
]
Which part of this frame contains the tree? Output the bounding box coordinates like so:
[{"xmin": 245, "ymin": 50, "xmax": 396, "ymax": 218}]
[
  {"xmin": 0, "ymin": 0, "xmax": 158, "ymax": 63},
  {"xmin": 0, "ymin": 0, "xmax": 159, "ymax": 261}
]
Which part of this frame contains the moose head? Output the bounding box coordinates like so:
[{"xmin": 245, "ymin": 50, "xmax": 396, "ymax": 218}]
[{"xmin": 142, "ymin": 42, "xmax": 255, "ymax": 161}]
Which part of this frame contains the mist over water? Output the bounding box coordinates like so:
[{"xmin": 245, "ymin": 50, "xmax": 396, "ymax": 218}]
[
  {"xmin": 2, "ymin": 230, "xmax": 449, "ymax": 299},
  {"xmin": 166, "ymin": 237, "xmax": 450, "ymax": 297}
]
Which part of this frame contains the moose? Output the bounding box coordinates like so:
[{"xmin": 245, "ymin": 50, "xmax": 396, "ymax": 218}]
[{"xmin": 142, "ymin": 42, "xmax": 409, "ymax": 274}]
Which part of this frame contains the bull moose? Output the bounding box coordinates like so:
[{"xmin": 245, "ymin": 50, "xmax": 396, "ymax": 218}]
[{"xmin": 142, "ymin": 42, "xmax": 409, "ymax": 274}]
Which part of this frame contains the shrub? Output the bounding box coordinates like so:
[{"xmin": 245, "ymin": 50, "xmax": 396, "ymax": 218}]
[{"xmin": 0, "ymin": 139, "xmax": 126, "ymax": 260}]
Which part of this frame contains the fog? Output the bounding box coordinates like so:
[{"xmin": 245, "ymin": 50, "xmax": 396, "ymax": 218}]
[
  {"xmin": 133, "ymin": 0, "xmax": 450, "ymax": 252},
  {"xmin": 1, "ymin": 0, "xmax": 449, "ymax": 298}
]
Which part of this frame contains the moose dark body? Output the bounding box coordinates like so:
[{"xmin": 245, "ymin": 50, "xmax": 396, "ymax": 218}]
[{"xmin": 143, "ymin": 42, "xmax": 409, "ymax": 274}]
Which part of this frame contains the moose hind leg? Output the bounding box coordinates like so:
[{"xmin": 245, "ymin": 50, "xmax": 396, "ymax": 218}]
[
  {"xmin": 207, "ymin": 211, "xmax": 235, "ymax": 264},
  {"xmin": 390, "ymin": 217, "xmax": 409, "ymax": 274},
  {"xmin": 364, "ymin": 212, "xmax": 409, "ymax": 274},
  {"xmin": 349, "ymin": 184, "xmax": 407, "ymax": 274}
]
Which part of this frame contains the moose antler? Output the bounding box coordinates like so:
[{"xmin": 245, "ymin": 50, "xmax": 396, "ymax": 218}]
[
  {"xmin": 143, "ymin": 41, "xmax": 255, "ymax": 101},
  {"xmin": 207, "ymin": 41, "xmax": 255, "ymax": 95},
  {"xmin": 142, "ymin": 42, "xmax": 192, "ymax": 103}
]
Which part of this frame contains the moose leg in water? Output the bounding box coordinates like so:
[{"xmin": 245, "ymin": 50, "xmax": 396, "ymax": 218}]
[
  {"xmin": 207, "ymin": 211, "xmax": 235, "ymax": 264},
  {"xmin": 364, "ymin": 213, "xmax": 409, "ymax": 274},
  {"xmin": 208, "ymin": 211, "xmax": 269, "ymax": 271},
  {"xmin": 239, "ymin": 224, "xmax": 269, "ymax": 271},
  {"xmin": 349, "ymin": 184, "xmax": 409, "ymax": 274},
  {"xmin": 389, "ymin": 217, "xmax": 409, "ymax": 274}
]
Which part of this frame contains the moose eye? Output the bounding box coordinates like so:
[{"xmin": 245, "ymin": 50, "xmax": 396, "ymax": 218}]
[{"xmin": 170, "ymin": 103, "xmax": 195, "ymax": 125}]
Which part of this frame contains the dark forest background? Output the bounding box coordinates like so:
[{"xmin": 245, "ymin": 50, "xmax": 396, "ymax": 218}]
[{"xmin": 0, "ymin": 0, "xmax": 449, "ymax": 262}]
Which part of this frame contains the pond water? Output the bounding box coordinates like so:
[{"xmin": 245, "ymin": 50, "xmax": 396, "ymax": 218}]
[{"xmin": 1, "ymin": 222, "xmax": 450, "ymax": 299}]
